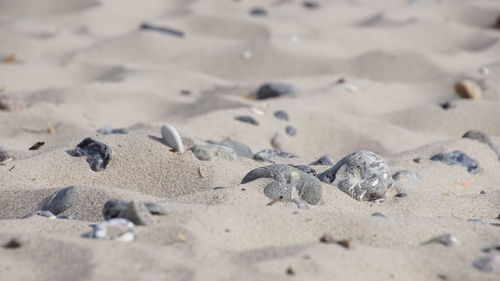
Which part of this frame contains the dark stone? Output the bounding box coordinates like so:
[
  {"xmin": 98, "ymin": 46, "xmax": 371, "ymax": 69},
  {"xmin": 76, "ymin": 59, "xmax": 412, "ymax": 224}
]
[
  {"xmin": 255, "ymin": 82, "xmax": 295, "ymax": 100},
  {"xmin": 104, "ymin": 199, "xmax": 165, "ymax": 220},
  {"xmin": 303, "ymin": 1, "xmax": 320, "ymax": 9},
  {"xmin": 290, "ymin": 165, "xmax": 316, "ymax": 176},
  {"xmin": 285, "ymin": 125, "xmax": 297, "ymax": 136},
  {"xmin": 213, "ymin": 186, "xmax": 226, "ymax": 190},
  {"xmin": 395, "ymin": 192, "xmax": 407, "ymax": 198},
  {"xmin": 286, "ymin": 267, "xmax": 295, "ymax": 276},
  {"xmin": 234, "ymin": 115, "xmax": 259, "ymax": 126},
  {"xmin": 253, "ymin": 149, "xmax": 297, "ymax": 163},
  {"xmin": 249, "ymin": 7, "xmax": 267, "ymax": 16},
  {"xmin": 273, "ymin": 110, "xmax": 289, "ymax": 121},
  {"xmin": 42, "ymin": 186, "xmax": 79, "ymax": 215},
  {"xmin": 207, "ymin": 139, "xmax": 253, "ymax": 158},
  {"xmin": 371, "ymin": 212, "xmax": 386, "ymax": 218},
  {"xmin": 310, "ymin": 154, "xmax": 335, "ymax": 166},
  {"xmin": 3, "ymin": 239, "xmax": 21, "ymax": 249},
  {"xmin": 439, "ymin": 102, "xmax": 455, "ymax": 110},
  {"xmin": 116, "ymin": 201, "xmax": 154, "ymax": 226},
  {"xmin": 140, "ymin": 22, "xmax": 184, "ymax": 37},
  {"xmin": 74, "ymin": 137, "xmax": 111, "ymax": 172},
  {"xmin": 430, "ymin": 150, "xmax": 480, "ymax": 174}
]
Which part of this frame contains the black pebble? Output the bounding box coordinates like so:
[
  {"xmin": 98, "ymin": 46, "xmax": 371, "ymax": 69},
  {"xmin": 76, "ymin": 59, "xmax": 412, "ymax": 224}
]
[
  {"xmin": 395, "ymin": 193, "xmax": 407, "ymax": 198},
  {"xmin": 480, "ymin": 190, "xmax": 486, "ymax": 194},
  {"xmin": 140, "ymin": 22, "xmax": 184, "ymax": 37},
  {"xmin": 273, "ymin": 110, "xmax": 289, "ymax": 121},
  {"xmin": 3, "ymin": 239, "xmax": 21, "ymax": 249},
  {"xmin": 256, "ymin": 82, "xmax": 295, "ymax": 100},
  {"xmin": 249, "ymin": 7, "xmax": 267, "ymax": 16},
  {"xmin": 42, "ymin": 186, "xmax": 79, "ymax": 215},
  {"xmin": 285, "ymin": 125, "xmax": 297, "ymax": 136},
  {"xmin": 102, "ymin": 199, "xmax": 129, "ymax": 220},
  {"xmin": 74, "ymin": 137, "xmax": 111, "ymax": 172},
  {"xmin": 430, "ymin": 150, "xmax": 480, "ymax": 174},
  {"xmin": 213, "ymin": 186, "xmax": 226, "ymax": 190},
  {"xmin": 234, "ymin": 115, "xmax": 259, "ymax": 126},
  {"xmin": 303, "ymin": 1, "xmax": 320, "ymax": 9},
  {"xmin": 310, "ymin": 154, "xmax": 335, "ymax": 166},
  {"xmin": 286, "ymin": 267, "xmax": 295, "ymax": 276}
]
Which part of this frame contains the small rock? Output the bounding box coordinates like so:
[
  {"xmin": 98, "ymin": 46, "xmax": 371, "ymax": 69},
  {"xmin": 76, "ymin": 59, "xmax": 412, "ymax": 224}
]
[
  {"xmin": 473, "ymin": 255, "xmax": 500, "ymax": 272},
  {"xmin": 422, "ymin": 234, "xmax": 460, "ymax": 247},
  {"xmin": 22, "ymin": 210, "xmax": 56, "ymax": 219},
  {"xmin": 140, "ymin": 22, "xmax": 184, "ymax": 37},
  {"xmin": 467, "ymin": 219, "xmax": 488, "ymax": 224},
  {"xmin": 310, "ymin": 154, "xmax": 335, "ymax": 166},
  {"xmin": 41, "ymin": 186, "xmax": 79, "ymax": 215},
  {"xmin": 85, "ymin": 218, "xmax": 135, "ymax": 241},
  {"xmin": 482, "ymin": 246, "xmax": 500, "ymax": 253},
  {"xmin": 273, "ymin": 110, "xmax": 289, "ymax": 121},
  {"xmin": 271, "ymin": 133, "xmax": 285, "ymax": 150},
  {"xmin": 319, "ymin": 234, "xmax": 350, "ymax": 248},
  {"xmin": 303, "ymin": 1, "xmax": 320, "ymax": 9},
  {"xmin": 371, "ymin": 212, "xmax": 386, "ymax": 218},
  {"xmin": 395, "ymin": 192, "xmax": 407, "ymax": 198},
  {"xmin": 463, "ymin": 130, "xmax": 500, "ymax": 161},
  {"xmin": 255, "ymin": 82, "xmax": 295, "ymax": 100},
  {"xmin": 117, "ymin": 201, "xmax": 154, "ymax": 226},
  {"xmin": 290, "ymin": 165, "xmax": 316, "ymax": 176},
  {"xmin": 103, "ymin": 199, "xmax": 129, "ymax": 220},
  {"xmin": 213, "ymin": 186, "xmax": 226, "ymax": 190},
  {"xmin": 392, "ymin": 170, "xmax": 421, "ymax": 183},
  {"xmin": 208, "ymin": 139, "xmax": 253, "ymax": 158},
  {"xmin": 249, "ymin": 7, "xmax": 267, "ymax": 16},
  {"xmin": 98, "ymin": 126, "xmax": 127, "ymax": 135},
  {"xmin": 234, "ymin": 115, "xmax": 259, "ymax": 126},
  {"xmin": 253, "ymin": 149, "xmax": 297, "ymax": 163},
  {"xmin": 3, "ymin": 239, "xmax": 21, "ymax": 249},
  {"xmin": 74, "ymin": 137, "xmax": 111, "ymax": 172},
  {"xmin": 285, "ymin": 125, "xmax": 297, "ymax": 136},
  {"xmin": 161, "ymin": 124, "xmax": 184, "ymax": 153},
  {"xmin": 241, "ymin": 164, "xmax": 323, "ymax": 205},
  {"xmin": 143, "ymin": 202, "xmax": 166, "ymax": 215},
  {"xmin": 430, "ymin": 150, "xmax": 480, "ymax": 174},
  {"xmin": 439, "ymin": 102, "xmax": 456, "ymax": 110},
  {"xmin": 454, "ymin": 79, "xmax": 483, "ymax": 99},
  {"xmin": 191, "ymin": 144, "xmax": 238, "ymax": 161},
  {"xmin": 317, "ymin": 150, "xmax": 393, "ymax": 201},
  {"xmin": 286, "ymin": 267, "xmax": 295, "ymax": 276}
]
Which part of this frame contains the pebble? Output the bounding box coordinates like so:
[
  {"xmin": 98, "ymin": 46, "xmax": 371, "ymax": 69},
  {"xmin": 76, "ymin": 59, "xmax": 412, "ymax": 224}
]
[
  {"xmin": 249, "ymin": 7, "xmax": 267, "ymax": 16},
  {"xmin": 191, "ymin": 144, "xmax": 238, "ymax": 161},
  {"xmin": 395, "ymin": 192, "xmax": 407, "ymax": 198},
  {"xmin": 439, "ymin": 102, "xmax": 456, "ymax": 110},
  {"xmin": 463, "ymin": 130, "xmax": 500, "ymax": 161},
  {"xmin": 143, "ymin": 202, "xmax": 167, "ymax": 215},
  {"xmin": 482, "ymin": 246, "xmax": 500, "ymax": 253},
  {"xmin": 74, "ymin": 137, "xmax": 111, "ymax": 172},
  {"xmin": 430, "ymin": 150, "xmax": 480, "ymax": 174},
  {"xmin": 255, "ymin": 82, "xmax": 296, "ymax": 100},
  {"xmin": 285, "ymin": 125, "xmax": 297, "ymax": 136},
  {"xmin": 303, "ymin": 1, "xmax": 320, "ymax": 9},
  {"xmin": 310, "ymin": 154, "xmax": 335, "ymax": 166},
  {"xmin": 273, "ymin": 110, "xmax": 289, "ymax": 121},
  {"xmin": 392, "ymin": 170, "xmax": 421, "ymax": 183},
  {"xmin": 234, "ymin": 115, "xmax": 259, "ymax": 126},
  {"xmin": 3, "ymin": 239, "xmax": 22, "ymax": 249},
  {"xmin": 271, "ymin": 133, "xmax": 285, "ymax": 150},
  {"xmin": 103, "ymin": 199, "xmax": 166, "ymax": 220},
  {"xmin": 208, "ymin": 139, "xmax": 253, "ymax": 158},
  {"xmin": 241, "ymin": 164, "xmax": 323, "ymax": 205},
  {"xmin": 98, "ymin": 126, "xmax": 128, "ymax": 135},
  {"xmin": 42, "ymin": 186, "xmax": 79, "ymax": 215},
  {"xmin": 422, "ymin": 234, "xmax": 460, "ymax": 247},
  {"xmin": 454, "ymin": 79, "xmax": 483, "ymax": 99},
  {"xmin": 467, "ymin": 219, "xmax": 488, "ymax": 224},
  {"xmin": 253, "ymin": 149, "xmax": 297, "ymax": 163},
  {"xmin": 290, "ymin": 165, "xmax": 316, "ymax": 176},
  {"xmin": 371, "ymin": 212, "xmax": 386, "ymax": 218},
  {"xmin": 317, "ymin": 150, "xmax": 393, "ymax": 201},
  {"xmin": 473, "ymin": 255, "xmax": 500, "ymax": 272},
  {"xmin": 140, "ymin": 22, "xmax": 184, "ymax": 37},
  {"xmin": 161, "ymin": 124, "xmax": 184, "ymax": 153},
  {"xmin": 85, "ymin": 218, "xmax": 135, "ymax": 241},
  {"xmin": 0, "ymin": 147, "xmax": 11, "ymax": 162},
  {"xmin": 116, "ymin": 201, "xmax": 154, "ymax": 226}
]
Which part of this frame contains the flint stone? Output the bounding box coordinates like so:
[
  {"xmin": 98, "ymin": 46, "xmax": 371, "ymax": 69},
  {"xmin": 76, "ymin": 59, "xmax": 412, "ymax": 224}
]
[
  {"xmin": 42, "ymin": 186, "xmax": 79, "ymax": 215},
  {"xmin": 191, "ymin": 144, "xmax": 237, "ymax": 161},
  {"xmin": 430, "ymin": 150, "xmax": 480, "ymax": 174},
  {"xmin": 74, "ymin": 137, "xmax": 111, "ymax": 172}
]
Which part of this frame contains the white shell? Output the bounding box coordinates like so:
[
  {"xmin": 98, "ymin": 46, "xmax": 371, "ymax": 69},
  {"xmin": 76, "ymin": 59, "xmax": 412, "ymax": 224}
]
[{"xmin": 161, "ymin": 124, "xmax": 184, "ymax": 153}]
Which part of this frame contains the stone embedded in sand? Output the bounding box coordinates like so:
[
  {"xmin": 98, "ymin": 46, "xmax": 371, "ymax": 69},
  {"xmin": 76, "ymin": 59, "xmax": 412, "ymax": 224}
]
[
  {"xmin": 285, "ymin": 125, "xmax": 297, "ymax": 136},
  {"xmin": 143, "ymin": 202, "xmax": 166, "ymax": 215},
  {"xmin": 191, "ymin": 144, "xmax": 238, "ymax": 161},
  {"xmin": 303, "ymin": 1, "xmax": 320, "ymax": 9},
  {"xmin": 3, "ymin": 238, "xmax": 22, "ymax": 249},
  {"xmin": 473, "ymin": 255, "xmax": 500, "ymax": 272},
  {"xmin": 207, "ymin": 139, "xmax": 253, "ymax": 158},
  {"xmin": 249, "ymin": 7, "xmax": 267, "ymax": 17},
  {"xmin": 234, "ymin": 115, "xmax": 259, "ymax": 126},
  {"xmin": 463, "ymin": 130, "xmax": 500, "ymax": 161},
  {"xmin": 140, "ymin": 22, "xmax": 184, "ymax": 37},
  {"xmin": 422, "ymin": 234, "xmax": 460, "ymax": 247},
  {"xmin": 255, "ymin": 82, "xmax": 295, "ymax": 100},
  {"xmin": 371, "ymin": 212, "xmax": 386, "ymax": 218},
  {"xmin": 103, "ymin": 199, "xmax": 166, "ymax": 220},
  {"xmin": 253, "ymin": 149, "xmax": 297, "ymax": 163},
  {"xmin": 41, "ymin": 186, "xmax": 79, "ymax": 215},
  {"xmin": 454, "ymin": 79, "xmax": 483, "ymax": 99},
  {"xmin": 317, "ymin": 150, "xmax": 393, "ymax": 201},
  {"xmin": 97, "ymin": 126, "xmax": 127, "ymax": 135},
  {"xmin": 117, "ymin": 201, "xmax": 154, "ymax": 226},
  {"xmin": 74, "ymin": 137, "xmax": 111, "ymax": 172},
  {"xmin": 310, "ymin": 154, "xmax": 335, "ymax": 166},
  {"xmin": 241, "ymin": 164, "xmax": 323, "ymax": 205},
  {"xmin": 439, "ymin": 101, "xmax": 456, "ymax": 110},
  {"xmin": 273, "ymin": 110, "xmax": 289, "ymax": 121},
  {"xmin": 430, "ymin": 150, "xmax": 480, "ymax": 174},
  {"xmin": 22, "ymin": 210, "xmax": 56, "ymax": 219},
  {"xmin": 161, "ymin": 124, "xmax": 184, "ymax": 153}
]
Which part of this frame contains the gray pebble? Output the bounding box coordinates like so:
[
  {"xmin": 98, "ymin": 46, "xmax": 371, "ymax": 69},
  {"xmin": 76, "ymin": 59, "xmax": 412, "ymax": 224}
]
[
  {"xmin": 161, "ymin": 124, "xmax": 184, "ymax": 153},
  {"xmin": 234, "ymin": 115, "xmax": 259, "ymax": 126},
  {"xmin": 241, "ymin": 164, "xmax": 323, "ymax": 205},
  {"xmin": 303, "ymin": 1, "xmax": 320, "ymax": 9},
  {"xmin": 473, "ymin": 255, "xmax": 500, "ymax": 272},
  {"xmin": 317, "ymin": 150, "xmax": 393, "ymax": 201},
  {"xmin": 191, "ymin": 144, "xmax": 238, "ymax": 161},
  {"xmin": 422, "ymin": 234, "xmax": 460, "ymax": 247},
  {"xmin": 255, "ymin": 82, "xmax": 295, "ymax": 100},
  {"xmin": 463, "ymin": 130, "xmax": 500, "ymax": 161},
  {"xmin": 371, "ymin": 212, "xmax": 386, "ymax": 218},
  {"xmin": 213, "ymin": 186, "xmax": 226, "ymax": 190},
  {"xmin": 273, "ymin": 110, "xmax": 289, "ymax": 121},
  {"xmin": 310, "ymin": 154, "xmax": 335, "ymax": 166},
  {"xmin": 207, "ymin": 139, "xmax": 253, "ymax": 158},
  {"xmin": 395, "ymin": 192, "xmax": 407, "ymax": 198},
  {"xmin": 253, "ymin": 149, "xmax": 297, "ymax": 163},
  {"xmin": 285, "ymin": 126, "xmax": 297, "ymax": 136},
  {"xmin": 271, "ymin": 133, "xmax": 285, "ymax": 150},
  {"xmin": 74, "ymin": 137, "xmax": 111, "ymax": 172},
  {"xmin": 42, "ymin": 186, "xmax": 79, "ymax": 215},
  {"xmin": 292, "ymin": 198, "xmax": 309, "ymax": 209},
  {"xmin": 249, "ymin": 7, "xmax": 267, "ymax": 16},
  {"xmin": 467, "ymin": 219, "xmax": 489, "ymax": 224},
  {"xmin": 143, "ymin": 202, "xmax": 166, "ymax": 215},
  {"xmin": 103, "ymin": 199, "xmax": 166, "ymax": 220},
  {"xmin": 430, "ymin": 150, "xmax": 480, "ymax": 174}
]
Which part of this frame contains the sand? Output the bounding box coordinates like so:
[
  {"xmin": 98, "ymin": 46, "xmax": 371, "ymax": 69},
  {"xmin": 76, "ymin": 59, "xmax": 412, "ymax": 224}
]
[{"xmin": 1, "ymin": 0, "xmax": 499, "ymax": 280}]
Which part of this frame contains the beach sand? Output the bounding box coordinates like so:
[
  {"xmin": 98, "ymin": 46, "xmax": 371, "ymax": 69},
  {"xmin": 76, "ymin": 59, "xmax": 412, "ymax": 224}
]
[{"xmin": 0, "ymin": 0, "xmax": 499, "ymax": 280}]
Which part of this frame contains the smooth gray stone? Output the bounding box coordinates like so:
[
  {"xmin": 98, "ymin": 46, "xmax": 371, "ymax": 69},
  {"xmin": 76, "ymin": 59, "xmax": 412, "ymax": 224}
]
[
  {"xmin": 234, "ymin": 115, "xmax": 259, "ymax": 126},
  {"xmin": 191, "ymin": 144, "xmax": 238, "ymax": 161},
  {"xmin": 22, "ymin": 210, "xmax": 56, "ymax": 219},
  {"xmin": 42, "ymin": 186, "xmax": 79, "ymax": 215},
  {"xmin": 273, "ymin": 110, "xmax": 289, "ymax": 121},
  {"xmin": 208, "ymin": 139, "xmax": 253, "ymax": 158},
  {"xmin": 371, "ymin": 212, "xmax": 386, "ymax": 218},
  {"xmin": 473, "ymin": 255, "xmax": 500, "ymax": 272},
  {"xmin": 103, "ymin": 199, "xmax": 165, "ymax": 220},
  {"xmin": 285, "ymin": 126, "xmax": 297, "ymax": 136},
  {"xmin": 74, "ymin": 137, "xmax": 111, "ymax": 172},
  {"xmin": 253, "ymin": 149, "xmax": 297, "ymax": 163},
  {"xmin": 255, "ymin": 82, "xmax": 295, "ymax": 100},
  {"xmin": 310, "ymin": 154, "xmax": 335, "ymax": 166},
  {"xmin": 241, "ymin": 164, "xmax": 323, "ymax": 205},
  {"xmin": 118, "ymin": 201, "xmax": 154, "ymax": 226},
  {"xmin": 430, "ymin": 150, "xmax": 480, "ymax": 174},
  {"xmin": 422, "ymin": 234, "xmax": 460, "ymax": 247},
  {"xmin": 317, "ymin": 150, "xmax": 393, "ymax": 201}
]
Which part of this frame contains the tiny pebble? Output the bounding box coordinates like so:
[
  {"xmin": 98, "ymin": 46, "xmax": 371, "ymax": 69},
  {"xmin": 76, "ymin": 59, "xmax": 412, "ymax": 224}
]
[
  {"xmin": 371, "ymin": 212, "xmax": 386, "ymax": 218},
  {"xmin": 213, "ymin": 186, "xmax": 225, "ymax": 190},
  {"xmin": 273, "ymin": 110, "xmax": 289, "ymax": 121},
  {"xmin": 285, "ymin": 125, "xmax": 297, "ymax": 136},
  {"xmin": 234, "ymin": 115, "xmax": 259, "ymax": 126},
  {"xmin": 161, "ymin": 124, "xmax": 184, "ymax": 153},
  {"xmin": 303, "ymin": 1, "xmax": 320, "ymax": 9},
  {"xmin": 395, "ymin": 193, "xmax": 407, "ymax": 198},
  {"xmin": 286, "ymin": 267, "xmax": 295, "ymax": 276},
  {"xmin": 422, "ymin": 234, "xmax": 460, "ymax": 247},
  {"xmin": 255, "ymin": 82, "xmax": 295, "ymax": 100},
  {"xmin": 249, "ymin": 7, "xmax": 267, "ymax": 16},
  {"xmin": 473, "ymin": 255, "xmax": 500, "ymax": 272},
  {"xmin": 439, "ymin": 102, "xmax": 456, "ymax": 110},
  {"xmin": 454, "ymin": 79, "xmax": 483, "ymax": 99}
]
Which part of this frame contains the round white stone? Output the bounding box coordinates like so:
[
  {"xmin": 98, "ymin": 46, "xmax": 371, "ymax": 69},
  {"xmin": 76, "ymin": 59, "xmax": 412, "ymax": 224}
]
[{"xmin": 161, "ymin": 124, "xmax": 184, "ymax": 153}]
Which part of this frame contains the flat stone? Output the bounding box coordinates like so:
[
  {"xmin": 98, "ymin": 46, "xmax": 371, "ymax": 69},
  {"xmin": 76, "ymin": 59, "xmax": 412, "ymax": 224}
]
[
  {"xmin": 74, "ymin": 137, "xmax": 111, "ymax": 172},
  {"xmin": 310, "ymin": 154, "xmax": 335, "ymax": 166},
  {"xmin": 249, "ymin": 7, "xmax": 267, "ymax": 16},
  {"xmin": 317, "ymin": 150, "xmax": 393, "ymax": 201},
  {"xmin": 255, "ymin": 82, "xmax": 295, "ymax": 100},
  {"xmin": 303, "ymin": 1, "xmax": 320, "ymax": 9},
  {"xmin": 234, "ymin": 115, "xmax": 259, "ymax": 126},
  {"xmin": 371, "ymin": 212, "xmax": 386, "ymax": 218},
  {"xmin": 3, "ymin": 239, "xmax": 21, "ymax": 249},
  {"xmin": 161, "ymin": 124, "xmax": 184, "ymax": 153},
  {"xmin": 285, "ymin": 126, "xmax": 297, "ymax": 136},
  {"xmin": 273, "ymin": 110, "xmax": 289, "ymax": 121},
  {"xmin": 430, "ymin": 150, "xmax": 480, "ymax": 174},
  {"xmin": 454, "ymin": 79, "xmax": 483, "ymax": 99},
  {"xmin": 191, "ymin": 144, "xmax": 237, "ymax": 161},
  {"xmin": 207, "ymin": 139, "xmax": 253, "ymax": 158},
  {"xmin": 42, "ymin": 186, "xmax": 79, "ymax": 215},
  {"xmin": 241, "ymin": 164, "xmax": 323, "ymax": 205},
  {"xmin": 98, "ymin": 126, "xmax": 127, "ymax": 135}
]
